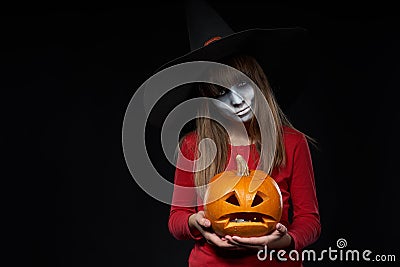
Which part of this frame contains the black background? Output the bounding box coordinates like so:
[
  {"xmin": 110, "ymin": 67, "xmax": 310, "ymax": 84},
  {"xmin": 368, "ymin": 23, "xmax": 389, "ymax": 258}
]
[{"xmin": 2, "ymin": 1, "xmax": 399, "ymax": 266}]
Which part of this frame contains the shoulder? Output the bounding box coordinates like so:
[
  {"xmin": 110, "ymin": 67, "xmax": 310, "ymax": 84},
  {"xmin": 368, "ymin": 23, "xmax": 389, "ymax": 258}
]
[
  {"xmin": 282, "ymin": 125, "xmax": 308, "ymax": 149},
  {"xmin": 179, "ymin": 131, "xmax": 198, "ymax": 160},
  {"xmin": 180, "ymin": 131, "xmax": 197, "ymax": 147},
  {"xmin": 281, "ymin": 126, "xmax": 314, "ymax": 169}
]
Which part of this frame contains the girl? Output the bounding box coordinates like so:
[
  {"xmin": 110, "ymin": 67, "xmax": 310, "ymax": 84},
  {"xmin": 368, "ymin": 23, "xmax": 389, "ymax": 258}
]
[{"xmin": 168, "ymin": 53, "xmax": 321, "ymax": 266}]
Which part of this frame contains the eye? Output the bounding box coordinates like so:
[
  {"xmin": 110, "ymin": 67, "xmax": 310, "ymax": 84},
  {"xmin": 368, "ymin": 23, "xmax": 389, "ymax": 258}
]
[
  {"xmin": 225, "ymin": 193, "xmax": 240, "ymax": 206},
  {"xmin": 237, "ymin": 81, "xmax": 247, "ymax": 88},
  {"xmin": 251, "ymin": 193, "xmax": 264, "ymax": 207},
  {"xmin": 216, "ymin": 88, "xmax": 227, "ymax": 97}
]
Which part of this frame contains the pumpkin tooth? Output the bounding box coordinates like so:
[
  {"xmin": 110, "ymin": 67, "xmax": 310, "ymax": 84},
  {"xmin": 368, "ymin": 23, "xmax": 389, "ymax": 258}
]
[
  {"xmin": 230, "ymin": 218, "xmax": 248, "ymax": 223},
  {"xmin": 227, "ymin": 213, "xmax": 265, "ymax": 223}
]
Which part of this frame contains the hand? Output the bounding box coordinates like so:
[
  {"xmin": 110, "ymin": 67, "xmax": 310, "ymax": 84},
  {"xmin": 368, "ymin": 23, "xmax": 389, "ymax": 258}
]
[
  {"xmin": 188, "ymin": 211, "xmax": 245, "ymax": 250},
  {"xmin": 224, "ymin": 223, "xmax": 292, "ymax": 251}
]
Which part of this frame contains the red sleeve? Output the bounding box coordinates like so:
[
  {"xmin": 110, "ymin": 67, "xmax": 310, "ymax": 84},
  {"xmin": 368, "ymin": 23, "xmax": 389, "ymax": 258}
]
[
  {"xmin": 287, "ymin": 134, "xmax": 321, "ymax": 251},
  {"xmin": 168, "ymin": 133, "xmax": 203, "ymax": 240}
]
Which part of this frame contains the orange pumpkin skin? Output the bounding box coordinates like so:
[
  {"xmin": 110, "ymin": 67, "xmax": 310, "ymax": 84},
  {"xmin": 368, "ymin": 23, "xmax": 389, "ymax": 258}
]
[{"xmin": 204, "ymin": 165, "xmax": 282, "ymax": 238}]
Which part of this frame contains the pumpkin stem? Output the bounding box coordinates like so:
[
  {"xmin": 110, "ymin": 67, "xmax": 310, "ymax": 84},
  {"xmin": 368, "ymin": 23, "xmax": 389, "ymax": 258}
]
[{"xmin": 236, "ymin": 154, "xmax": 250, "ymax": 176}]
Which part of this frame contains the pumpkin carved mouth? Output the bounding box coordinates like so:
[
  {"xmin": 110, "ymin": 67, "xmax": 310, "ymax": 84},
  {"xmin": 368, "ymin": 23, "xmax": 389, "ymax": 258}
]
[
  {"xmin": 214, "ymin": 212, "xmax": 277, "ymax": 236},
  {"xmin": 217, "ymin": 212, "xmax": 275, "ymax": 225}
]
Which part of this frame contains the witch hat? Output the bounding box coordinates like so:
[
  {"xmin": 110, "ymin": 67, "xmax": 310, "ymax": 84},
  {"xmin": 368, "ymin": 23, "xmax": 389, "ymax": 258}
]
[{"xmin": 146, "ymin": 0, "xmax": 311, "ymax": 129}]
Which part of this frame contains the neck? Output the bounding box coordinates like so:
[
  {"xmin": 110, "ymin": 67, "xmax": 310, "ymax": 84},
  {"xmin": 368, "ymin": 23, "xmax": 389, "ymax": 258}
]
[{"xmin": 225, "ymin": 120, "xmax": 253, "ymax": 146}]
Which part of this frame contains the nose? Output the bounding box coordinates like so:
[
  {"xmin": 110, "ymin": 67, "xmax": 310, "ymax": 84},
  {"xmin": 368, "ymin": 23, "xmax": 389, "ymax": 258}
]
[{"xmin": 229, "ymin": 91, "xmax": 244, "ymax": 107}]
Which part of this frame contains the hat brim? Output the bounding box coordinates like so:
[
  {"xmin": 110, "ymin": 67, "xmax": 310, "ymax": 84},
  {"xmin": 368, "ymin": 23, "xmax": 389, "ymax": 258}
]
[{"xmin": 147, "ymin": 27, "xmax": 311, "ymax": 129}]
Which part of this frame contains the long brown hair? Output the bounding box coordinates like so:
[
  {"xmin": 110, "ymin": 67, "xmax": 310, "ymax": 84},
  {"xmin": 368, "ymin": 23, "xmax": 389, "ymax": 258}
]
[{"xmin": 184, "ymin": 54, "xmax": 314, "ymax": 198}]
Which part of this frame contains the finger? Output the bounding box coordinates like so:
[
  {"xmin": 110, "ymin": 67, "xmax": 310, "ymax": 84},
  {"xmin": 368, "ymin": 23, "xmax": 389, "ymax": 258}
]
[
  {"xmin": 276, "ymin": 223, "xmax": 288, "ymax": 234},
  {"xmin": 231, "ymin": 236, "xmax": 267, "ymax": 246},
  {"xmin": 196, "ymin": 211, "xmax": 211, "ymax": 227},
  {"xmin": 199, "ymin": 218, "xmax": 211, "ymax": 227},
  {"xmin": 225, "ymin": 235, "xmax": 249, "ymax": 245},
  {"xmin": 208, "ymin": 235, "xmax": 237, "ymax": 248},
  {"xmin": 225, "ymin": 236, "xmax": 264, "ymax": 250},
  {"xmin": 224, "ymin": 235, "xmax": 241, "ymax": 246}
]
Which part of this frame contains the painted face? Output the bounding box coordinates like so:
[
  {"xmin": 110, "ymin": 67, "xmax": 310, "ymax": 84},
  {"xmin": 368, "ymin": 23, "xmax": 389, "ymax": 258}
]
[{"xmin": 211, "ymin": 81, "xmax": 255, "ymax": 122}]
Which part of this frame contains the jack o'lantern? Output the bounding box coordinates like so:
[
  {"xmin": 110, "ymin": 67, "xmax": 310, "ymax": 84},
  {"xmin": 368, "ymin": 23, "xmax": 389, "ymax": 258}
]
[{"xmin": 204, "ymin": 154, "xmax": 282, "ymax": 237}]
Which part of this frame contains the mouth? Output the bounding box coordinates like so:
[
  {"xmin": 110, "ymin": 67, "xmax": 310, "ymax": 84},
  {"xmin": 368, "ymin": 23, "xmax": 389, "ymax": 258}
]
[
  {"xmin": 236, "ymin": 106, "xmax": 251, "ymax": 116},
  {"xmin": 216, "ymin": 212, "xmax": 275, "ymax": 225}
]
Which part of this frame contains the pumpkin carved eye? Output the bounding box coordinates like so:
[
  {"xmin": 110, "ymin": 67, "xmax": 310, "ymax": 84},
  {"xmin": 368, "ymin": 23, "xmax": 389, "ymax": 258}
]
[
  {"xmin": 251, "ymin": 193, "xmax": 264, "ymax": 207},
  {"xmin": 225, "ymin": 193, "xmax": 240, "ymax": 206}
]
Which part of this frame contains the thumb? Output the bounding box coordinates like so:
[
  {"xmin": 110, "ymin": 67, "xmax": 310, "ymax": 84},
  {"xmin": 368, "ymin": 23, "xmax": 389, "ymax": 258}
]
[
  {"xmin": 201, "ymin": 218, "xmax": 211, "ymax": 227},
  {"xmin": 276, "ymin": 223, "xmax": 288, "ymax": 234},
  {"xmin": 197, "ymin": 211, "xmax": 211, "ymax": 227}
]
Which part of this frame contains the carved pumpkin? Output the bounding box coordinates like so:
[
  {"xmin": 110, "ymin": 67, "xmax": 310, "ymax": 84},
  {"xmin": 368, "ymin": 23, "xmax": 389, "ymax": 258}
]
[{"xmin": 204, "ymin": 154, "xmax": 282, "ymax": 237}]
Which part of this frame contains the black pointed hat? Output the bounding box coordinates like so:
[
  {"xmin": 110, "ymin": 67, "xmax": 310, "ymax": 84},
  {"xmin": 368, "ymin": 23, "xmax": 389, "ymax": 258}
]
[{"xmin": 147, "ymin": 0, "xmax": 311, "ymax": 129}]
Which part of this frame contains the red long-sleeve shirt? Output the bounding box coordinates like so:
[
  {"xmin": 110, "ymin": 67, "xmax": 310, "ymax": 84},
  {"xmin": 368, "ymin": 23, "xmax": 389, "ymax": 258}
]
[{"xmin": 168, "ymin": 126, "xmax": 321, "ymax": 266}]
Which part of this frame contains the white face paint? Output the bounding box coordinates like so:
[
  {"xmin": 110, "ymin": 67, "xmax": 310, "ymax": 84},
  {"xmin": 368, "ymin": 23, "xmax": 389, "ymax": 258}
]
[{"xmin": 211, "ymin": 81, "xmax": 255, "ymax": 122}]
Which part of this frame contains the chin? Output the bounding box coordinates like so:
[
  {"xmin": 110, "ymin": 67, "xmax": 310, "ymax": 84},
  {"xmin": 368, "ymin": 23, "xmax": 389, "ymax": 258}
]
[
  {"xmin": 220, "ymin": 111, "xmax": 253, "ymax": 123},
  {"xmin": 238, "ymin": 114, "xmax": 253, "ymax": 123}
]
